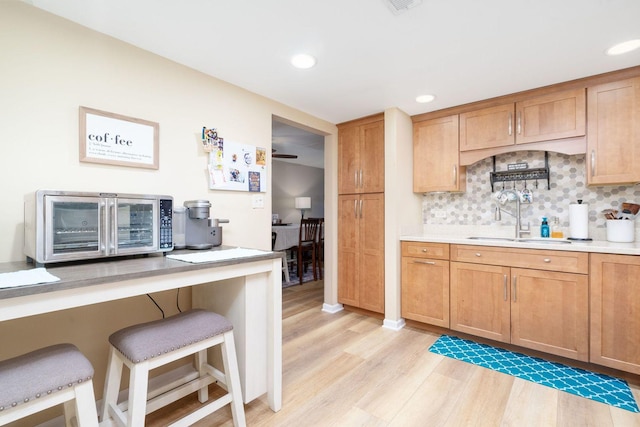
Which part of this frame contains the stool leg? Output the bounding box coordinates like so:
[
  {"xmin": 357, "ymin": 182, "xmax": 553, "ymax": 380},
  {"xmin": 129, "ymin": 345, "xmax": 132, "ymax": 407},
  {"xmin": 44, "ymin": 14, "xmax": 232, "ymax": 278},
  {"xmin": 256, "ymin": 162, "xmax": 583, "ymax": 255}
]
[
  {"xmin": 100, "ymin": 348, "xmax": 123, "ymax": 423},
  {"xmin": 221, "ymin": 331, "xmax": 246, "ymax": 427},
  {"xmin": 127, "ymin": 362, "xmax": 150, "ymax": 427},
  {"xmin": 73, "ymin": 381, "xmax": 99, "ymax": 427},
  {"xmin": 195, "ymin": 349, "xmax": 209, "ymax": 403}
]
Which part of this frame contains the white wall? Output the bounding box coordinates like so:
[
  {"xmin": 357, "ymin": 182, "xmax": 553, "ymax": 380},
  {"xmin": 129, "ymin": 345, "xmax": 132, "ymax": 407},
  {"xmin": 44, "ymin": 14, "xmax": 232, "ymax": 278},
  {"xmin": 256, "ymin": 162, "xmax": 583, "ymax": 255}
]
[
  {"xmin": 272, "ymin": 161, "xmax": 325, "ymax": 224},
  {"xmin": 0, "ymin": 4, "xmax": 338, "ymax": 420},
  {"xmin": 0, "ymin": 1, "xmax": 336, "ymax": 263}
]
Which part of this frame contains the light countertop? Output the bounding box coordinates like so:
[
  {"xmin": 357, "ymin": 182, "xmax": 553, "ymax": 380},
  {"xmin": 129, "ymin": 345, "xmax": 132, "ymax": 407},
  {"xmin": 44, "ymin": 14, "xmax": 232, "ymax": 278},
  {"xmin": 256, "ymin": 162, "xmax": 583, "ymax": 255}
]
[{"xmin": 401, "ymin": 225, "xmax": 640, "ymax": 256}]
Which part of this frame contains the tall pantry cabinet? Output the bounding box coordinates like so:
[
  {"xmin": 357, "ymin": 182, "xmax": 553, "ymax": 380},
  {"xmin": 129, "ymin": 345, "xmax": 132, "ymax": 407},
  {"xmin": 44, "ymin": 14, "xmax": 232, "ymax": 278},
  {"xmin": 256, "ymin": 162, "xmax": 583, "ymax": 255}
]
[{"xmin": 337, "ymin": 114, "xmax": 385, "ymax": 314}]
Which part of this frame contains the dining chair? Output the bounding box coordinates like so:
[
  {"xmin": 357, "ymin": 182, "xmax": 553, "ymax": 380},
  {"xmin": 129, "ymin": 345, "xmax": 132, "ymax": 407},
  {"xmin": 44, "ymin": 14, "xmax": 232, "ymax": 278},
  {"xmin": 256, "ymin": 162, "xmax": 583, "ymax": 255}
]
[
  {"xmin": 294, "ymin": 218, "xmax": 320, "ymax": 286},
  {"xmin": 309, "ymin": 217, "xmax": 324, "ymax": 280},
  {"xmin": 272, "ymin": 231, "xmax": 291, "ymax": 283}
]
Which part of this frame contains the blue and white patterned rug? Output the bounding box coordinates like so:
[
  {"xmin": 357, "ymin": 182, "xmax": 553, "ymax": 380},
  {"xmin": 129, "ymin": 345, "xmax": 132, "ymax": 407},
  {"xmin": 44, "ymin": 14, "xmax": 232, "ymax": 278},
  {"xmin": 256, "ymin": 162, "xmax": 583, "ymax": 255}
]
[{"xmin": 429, "ymin": 335, "xmax": 639, "ymax": 413}]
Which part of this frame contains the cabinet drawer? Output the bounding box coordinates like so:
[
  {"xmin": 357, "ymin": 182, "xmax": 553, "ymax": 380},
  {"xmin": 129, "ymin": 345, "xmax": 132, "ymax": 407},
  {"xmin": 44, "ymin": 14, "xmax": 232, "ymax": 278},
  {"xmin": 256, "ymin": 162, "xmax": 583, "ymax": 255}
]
[
  {"xmin": 450, "ymin": 244, "xmax": 588, "ymax": 274},
  {"xmin": 402, "ymin": 241, "xmax": 449, "ymax": 260}
]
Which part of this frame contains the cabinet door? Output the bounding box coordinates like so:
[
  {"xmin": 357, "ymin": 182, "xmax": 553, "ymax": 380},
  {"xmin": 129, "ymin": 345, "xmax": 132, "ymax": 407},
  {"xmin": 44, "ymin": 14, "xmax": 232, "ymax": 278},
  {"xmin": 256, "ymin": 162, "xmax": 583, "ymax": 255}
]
[
  {"xmin": 413, "ymin": 115, "xmax": 465, "ymax": 193},
  {"xmin": 511, "ymin": 268, "xmax": 588, "ymax": 361},
  {"xmin": 337, "ymin": 195, "xmax": 360, "ymax": 307},
  {"xmin": 359, "ymin": 193, "xmax": 384, "ymax": 313},
  {"xmin": 587, "ymin": 76, "xmax": 640, "ymax": 185},
  {"xmin": 338, "ymin": 125, "xmax": 360, "ymax": 194},
  {"xmin": 590, "ymin": 253, "xmax": 640, "ymax": 374},
  {"xmin": 459, "ymin": 103, "xmax": 515, "ymax": 151},
  {"xmin": 360, "ymin": 121, "xmax": 385, "ymax": 193},
  {"xmin": 401, "ymin": 256, "xmax": 449, "ymax": 327},
  {"xmin": 450, "ymin": 262, "xmax": 511, "ymax": 343},
  {"xmin": 515, "ymin": 89, "xmax": 586, "ymax": 145}
]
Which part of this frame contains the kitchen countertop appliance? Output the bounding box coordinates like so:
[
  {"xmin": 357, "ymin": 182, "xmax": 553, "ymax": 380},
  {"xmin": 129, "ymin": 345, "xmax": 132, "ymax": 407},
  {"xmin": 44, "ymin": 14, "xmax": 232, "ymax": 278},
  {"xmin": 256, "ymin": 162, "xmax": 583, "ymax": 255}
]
[
  {"xmin": 24, "ymin": 190, "xmax": 173, "ymax": 266},
  {"xmin": 184, "ymin": 200, "xmax": 229, "ymax": 249}
]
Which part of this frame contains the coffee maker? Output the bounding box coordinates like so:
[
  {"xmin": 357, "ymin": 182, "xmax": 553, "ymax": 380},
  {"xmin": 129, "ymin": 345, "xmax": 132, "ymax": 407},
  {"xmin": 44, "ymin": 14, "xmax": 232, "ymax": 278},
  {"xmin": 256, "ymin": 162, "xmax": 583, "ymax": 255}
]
[{"xmin": 183, "ymin": 200, "xmax": 229, "ymax": 249}]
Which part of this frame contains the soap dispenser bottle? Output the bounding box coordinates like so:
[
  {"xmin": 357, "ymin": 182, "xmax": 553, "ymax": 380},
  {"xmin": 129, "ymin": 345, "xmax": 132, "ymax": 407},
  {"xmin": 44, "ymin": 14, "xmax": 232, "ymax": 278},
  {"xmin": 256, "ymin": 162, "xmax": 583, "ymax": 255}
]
[{"xmin": 540, "ymin": 217, "xmax": 550, "ymax": 238}]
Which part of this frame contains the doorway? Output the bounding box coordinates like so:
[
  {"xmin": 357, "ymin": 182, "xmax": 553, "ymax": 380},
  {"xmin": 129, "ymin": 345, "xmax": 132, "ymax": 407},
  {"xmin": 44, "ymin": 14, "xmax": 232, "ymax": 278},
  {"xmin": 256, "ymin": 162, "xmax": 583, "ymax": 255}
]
[{"xmin": 271, "ymin": 117, "xmax": 325, "ymax": 286}]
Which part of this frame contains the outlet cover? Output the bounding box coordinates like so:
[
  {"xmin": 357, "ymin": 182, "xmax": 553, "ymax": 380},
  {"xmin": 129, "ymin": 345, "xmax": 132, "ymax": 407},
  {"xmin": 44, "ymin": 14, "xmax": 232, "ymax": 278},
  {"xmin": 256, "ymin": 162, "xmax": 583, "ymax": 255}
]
[{"xmin": 252, "ymin": 194, "xmax": 264, "ymax": 209}]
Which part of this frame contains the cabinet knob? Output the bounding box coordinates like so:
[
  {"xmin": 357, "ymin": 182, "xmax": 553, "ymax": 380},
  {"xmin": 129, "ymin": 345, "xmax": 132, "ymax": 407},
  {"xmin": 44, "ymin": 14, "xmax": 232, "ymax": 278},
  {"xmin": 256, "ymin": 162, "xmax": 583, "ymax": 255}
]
[
  {"xmin": 543, "ymin": 258, "xmax": 551, "ymax": 263},
  {"xmin": 422, "ymin": 248, "xmax": 428, "ymax": 252},
  {"xmin": 475, "ymin": 253, "xmax": 482, "ymax": 257}
]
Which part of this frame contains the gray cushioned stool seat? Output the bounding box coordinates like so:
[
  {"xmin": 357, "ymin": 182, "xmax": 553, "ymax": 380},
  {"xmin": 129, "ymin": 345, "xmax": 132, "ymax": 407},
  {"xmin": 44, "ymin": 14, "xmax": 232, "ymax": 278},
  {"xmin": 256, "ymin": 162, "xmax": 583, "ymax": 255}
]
[
  {"xmin": 109, "ymin": 309, "xmax": 233, "ymax": 363},
  {"xmin": 0, "ymin": 343, "xmax": 94, "ymax": 412}
]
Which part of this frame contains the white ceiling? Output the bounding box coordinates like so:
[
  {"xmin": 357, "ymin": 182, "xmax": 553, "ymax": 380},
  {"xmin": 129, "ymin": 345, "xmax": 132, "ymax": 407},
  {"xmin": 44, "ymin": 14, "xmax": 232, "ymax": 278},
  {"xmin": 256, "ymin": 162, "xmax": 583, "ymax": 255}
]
[{"xmin": 29, "ymin": 0, "xmax": 640, "ymax": 126}]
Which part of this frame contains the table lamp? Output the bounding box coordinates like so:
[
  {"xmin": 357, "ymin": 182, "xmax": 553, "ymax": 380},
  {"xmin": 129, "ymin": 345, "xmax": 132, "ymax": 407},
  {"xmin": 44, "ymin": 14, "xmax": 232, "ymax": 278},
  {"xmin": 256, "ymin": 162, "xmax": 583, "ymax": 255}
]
[{"xmin": 294, "ymin": 197, "xmax": 311, "ymax": 219}]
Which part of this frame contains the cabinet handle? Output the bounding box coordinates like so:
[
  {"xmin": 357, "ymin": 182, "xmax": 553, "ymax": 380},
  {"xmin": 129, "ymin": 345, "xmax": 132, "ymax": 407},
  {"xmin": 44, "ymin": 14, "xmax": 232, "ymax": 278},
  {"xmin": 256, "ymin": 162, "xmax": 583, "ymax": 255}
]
[
  {"xmin": 453, "ymin": 165, "xmax": 457, "ymax": 185},
  {"xmin": 512, "ymin": 276, "xmax": 517, "ymax": 302},
  {"xmin": 475, "ymin": 253, "xmax": 482, "ymax": 257},
  {"xmin": 543, "ymin": 258, "xmax": 551, "ymax": 263},
  {"xmin": 359, "ymin": 199, "xmax": 363, "ymax": 219},
  {"xmin": 359, "ymin": 169, "xmax": 363, "ymax": 189},
  {"xmin": 517, "ymin": 111, "xmax": 522, "ymax": 135},
  {"xmin": 415, "ymin": 260, "xmax": 436, "ymax": 265},
  {"xmin": 354, "ymin": 171, "xmax": 358, "ymax": 188},
  {"xmin": 590, "ymin": 150, "xmax": 596, "ymax": 178},
  {"xmin": 354, "ymin": 200, "xmax": 358, "ymax": 218},
  {"xmin": 503, "ymin": 274, "xmax": 508, "ymax": 301},
  {"xmin": 508, "ymin": 112, "xmax": 513, "ymax": 136}
]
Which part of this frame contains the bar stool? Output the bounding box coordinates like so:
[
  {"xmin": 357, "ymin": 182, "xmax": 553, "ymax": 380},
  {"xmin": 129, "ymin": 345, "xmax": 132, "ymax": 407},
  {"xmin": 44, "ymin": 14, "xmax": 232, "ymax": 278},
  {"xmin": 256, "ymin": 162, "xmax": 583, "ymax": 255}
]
[
  {"xmin": 0, "ymin": 343, "xmax": 98, "ymax": 427},
  {"xmin": 100, "ymin": 309, "xmax": 246, "ymax": 427}
]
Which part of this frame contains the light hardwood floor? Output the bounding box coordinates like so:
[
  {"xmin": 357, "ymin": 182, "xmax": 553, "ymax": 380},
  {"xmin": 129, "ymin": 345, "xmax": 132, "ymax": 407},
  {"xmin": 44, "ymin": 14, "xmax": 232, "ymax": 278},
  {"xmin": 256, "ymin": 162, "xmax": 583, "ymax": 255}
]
[{"xmin": 147, "ymin": 280, "xmax": 640, "ymax": 426}]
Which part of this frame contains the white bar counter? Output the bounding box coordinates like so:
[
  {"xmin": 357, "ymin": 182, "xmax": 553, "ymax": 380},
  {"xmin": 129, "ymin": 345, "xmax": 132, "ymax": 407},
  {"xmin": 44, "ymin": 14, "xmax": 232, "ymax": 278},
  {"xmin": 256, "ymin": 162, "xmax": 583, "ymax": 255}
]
[{"xmin": 0, "ymin": 246, "xmax": 283, "ymax": 414}]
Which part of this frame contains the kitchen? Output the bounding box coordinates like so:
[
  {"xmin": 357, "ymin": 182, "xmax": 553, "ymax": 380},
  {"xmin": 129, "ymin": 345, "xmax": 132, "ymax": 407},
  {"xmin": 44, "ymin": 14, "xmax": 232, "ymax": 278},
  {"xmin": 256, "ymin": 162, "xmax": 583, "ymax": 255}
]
[{"xmin": 2, "ymin": 0, "xmax": 640, "ymax": 425}]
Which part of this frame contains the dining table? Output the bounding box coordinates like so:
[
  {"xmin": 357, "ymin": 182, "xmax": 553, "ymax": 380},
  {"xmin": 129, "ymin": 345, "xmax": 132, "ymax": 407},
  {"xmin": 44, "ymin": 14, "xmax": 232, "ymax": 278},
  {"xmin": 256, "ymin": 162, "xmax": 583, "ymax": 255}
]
[{"xmin": 272, "ymin": 224, "xmax": 301, "ymax": 251}]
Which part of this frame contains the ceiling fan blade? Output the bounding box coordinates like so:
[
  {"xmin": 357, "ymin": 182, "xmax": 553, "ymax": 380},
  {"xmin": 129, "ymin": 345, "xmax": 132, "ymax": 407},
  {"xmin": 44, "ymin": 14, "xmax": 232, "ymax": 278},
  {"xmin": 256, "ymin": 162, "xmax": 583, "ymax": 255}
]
[{"xmin": 272, "ymin": 148, "xmax": 298, "ymax": 159}]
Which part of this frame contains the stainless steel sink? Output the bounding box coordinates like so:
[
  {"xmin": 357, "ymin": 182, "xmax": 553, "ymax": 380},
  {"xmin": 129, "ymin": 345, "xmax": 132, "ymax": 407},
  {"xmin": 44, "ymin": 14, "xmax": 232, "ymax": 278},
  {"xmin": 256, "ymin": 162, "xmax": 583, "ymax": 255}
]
[
  {"xmin": 466, "ymin": 236, "xmax": 515, "ymax": 241},
  {"xmin": 466, "ymin": 237, "xmax": 572, "ymax": 244},
  {"xmin": 517, "ymin": 238, "xmax": 572, "ymax": 244}
]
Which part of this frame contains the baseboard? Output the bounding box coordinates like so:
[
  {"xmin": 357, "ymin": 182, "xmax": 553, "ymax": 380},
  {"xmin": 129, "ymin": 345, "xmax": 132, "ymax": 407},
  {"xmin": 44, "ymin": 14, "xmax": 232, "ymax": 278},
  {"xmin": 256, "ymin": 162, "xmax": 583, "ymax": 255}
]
[
  {"xmin": 382, "ymin": 318, "xmax": 406, "ymax": 331},
  {"xmin": 322, "ymin": 303, "xmax": 343, "ymax": 314}
]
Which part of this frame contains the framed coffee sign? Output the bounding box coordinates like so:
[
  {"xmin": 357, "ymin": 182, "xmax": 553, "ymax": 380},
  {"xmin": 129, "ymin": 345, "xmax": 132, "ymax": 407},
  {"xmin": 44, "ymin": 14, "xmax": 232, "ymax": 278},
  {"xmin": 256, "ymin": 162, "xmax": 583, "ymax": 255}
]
[{"xmin": 79, "ymin": 106, "xmax": 159, "ymax": 169}]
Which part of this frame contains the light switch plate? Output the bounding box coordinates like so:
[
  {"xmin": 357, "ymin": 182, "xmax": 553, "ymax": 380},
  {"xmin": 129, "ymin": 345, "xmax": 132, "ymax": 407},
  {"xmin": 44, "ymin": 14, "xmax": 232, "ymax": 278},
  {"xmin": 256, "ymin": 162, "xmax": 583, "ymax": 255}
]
[{"xmin": 252, "ymin": 194, "xmax": 264, "ymax": 209}]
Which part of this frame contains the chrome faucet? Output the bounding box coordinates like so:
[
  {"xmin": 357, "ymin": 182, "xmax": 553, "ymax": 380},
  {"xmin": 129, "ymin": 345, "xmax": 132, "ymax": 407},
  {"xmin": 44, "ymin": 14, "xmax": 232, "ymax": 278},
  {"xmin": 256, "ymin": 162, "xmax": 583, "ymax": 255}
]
[{"xmin": 494, "ymin": 189, "xmax": 531, "ymax": 239}]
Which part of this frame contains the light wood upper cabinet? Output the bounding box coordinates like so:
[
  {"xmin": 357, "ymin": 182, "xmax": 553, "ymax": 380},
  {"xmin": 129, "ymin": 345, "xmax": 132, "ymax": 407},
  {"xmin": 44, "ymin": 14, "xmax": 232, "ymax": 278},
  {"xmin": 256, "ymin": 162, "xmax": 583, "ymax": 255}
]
[
  {"xmin": 459, "ymin": 89, "xmax": 586, "ymax": 152},
  {"xmin": 413, "ymin": 115, "xmax": 466, "ymax": 193},
  {"xmin": 587, "ymin": 76, "xmax": 640, "ymax": 186},
  {"xmin": 590, "ymin": 253, "xmax": 640, "ymax": 374},
  {"xmin": 338, "ymin": 193, "xmax": 384, "ymax": 313},
  {"xmin": 460, "ymin": 103, "xmax": 514, "ymax": 152},
  {"xmin": 515, "ymin": 88, "xmax": 586, "ymax": 144},
  {"xmin": 338, "ymin": 117, "xmax": 384, "ymax": 194}
]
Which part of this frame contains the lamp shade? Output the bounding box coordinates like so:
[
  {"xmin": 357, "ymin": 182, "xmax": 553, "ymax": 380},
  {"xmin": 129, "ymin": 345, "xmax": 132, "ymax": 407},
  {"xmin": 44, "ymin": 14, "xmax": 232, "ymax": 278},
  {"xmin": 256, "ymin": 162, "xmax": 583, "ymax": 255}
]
[{"xmin": 294, "ymin": 197, "xmax": 311, "ymax": 210}]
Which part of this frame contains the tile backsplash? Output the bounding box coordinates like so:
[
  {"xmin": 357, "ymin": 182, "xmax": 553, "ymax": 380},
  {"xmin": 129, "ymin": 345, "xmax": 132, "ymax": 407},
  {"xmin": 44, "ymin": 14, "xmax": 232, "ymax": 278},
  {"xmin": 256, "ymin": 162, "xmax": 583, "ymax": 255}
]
[{"xmin": 422, "ymin": 151, "xmax": 640, "ymax": 238}]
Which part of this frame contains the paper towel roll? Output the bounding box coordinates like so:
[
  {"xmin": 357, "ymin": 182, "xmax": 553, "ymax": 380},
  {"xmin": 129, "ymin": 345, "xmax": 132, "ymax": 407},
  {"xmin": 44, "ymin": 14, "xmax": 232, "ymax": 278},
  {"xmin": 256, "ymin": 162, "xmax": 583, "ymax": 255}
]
[{"xmin": 569, "ymin": 202, "xmax": 589, "ymax": 239}]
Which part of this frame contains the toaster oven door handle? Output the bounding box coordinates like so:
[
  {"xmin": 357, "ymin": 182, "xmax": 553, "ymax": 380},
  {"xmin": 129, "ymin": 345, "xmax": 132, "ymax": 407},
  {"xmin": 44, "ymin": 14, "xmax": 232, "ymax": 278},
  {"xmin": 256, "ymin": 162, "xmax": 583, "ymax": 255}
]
[{"xmin": 108, "ymin": 199, "xmax": 117, "ymax": 255}]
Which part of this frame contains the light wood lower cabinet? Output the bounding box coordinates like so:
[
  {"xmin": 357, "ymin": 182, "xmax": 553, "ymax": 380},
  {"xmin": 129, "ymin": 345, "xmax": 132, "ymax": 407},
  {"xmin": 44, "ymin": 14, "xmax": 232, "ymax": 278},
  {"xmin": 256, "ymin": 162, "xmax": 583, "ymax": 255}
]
[
  {"xmin": 510, "ymin": 268, "xmax": 588, "ymax": 361},
  {"xmin": 590, "ymin": 253, "xmax": 640, "ymax": 374},
  {"xmin": 449, "ymin": 245, "xmax": 589, "ymax": 361},
  {"xmin": 338, "ymin": 193, "xmax": 384, "ymax": 313},
  {"xmin": 401, "ymin": 242, "xmax": 450, "ymax": 327},
  {"xmin": 450, "ymin": 261, "xmax": 511, "ymax": 342}
]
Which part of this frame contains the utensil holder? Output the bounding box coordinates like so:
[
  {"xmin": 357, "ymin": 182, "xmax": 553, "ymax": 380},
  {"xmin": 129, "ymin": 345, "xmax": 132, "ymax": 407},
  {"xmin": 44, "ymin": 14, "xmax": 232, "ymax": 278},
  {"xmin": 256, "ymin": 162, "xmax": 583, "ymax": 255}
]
[{"xmin": 606, "ymin": 220, "xmax": 635, "ymax": 243}]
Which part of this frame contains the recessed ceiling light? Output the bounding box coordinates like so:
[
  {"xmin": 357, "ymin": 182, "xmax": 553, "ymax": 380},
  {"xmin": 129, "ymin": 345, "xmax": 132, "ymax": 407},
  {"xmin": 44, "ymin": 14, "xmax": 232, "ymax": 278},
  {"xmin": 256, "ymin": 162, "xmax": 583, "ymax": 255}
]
[
  {"xmin": 416, "ymin": 94, "xmax": 436, "ymax": 103},
  {"xmin": 606, "ymin": 39, "xmax": 640, "ymax": 56},
  {"xmin": 291, "ymin": 54, "xmax": 317, "ymax": 69}
]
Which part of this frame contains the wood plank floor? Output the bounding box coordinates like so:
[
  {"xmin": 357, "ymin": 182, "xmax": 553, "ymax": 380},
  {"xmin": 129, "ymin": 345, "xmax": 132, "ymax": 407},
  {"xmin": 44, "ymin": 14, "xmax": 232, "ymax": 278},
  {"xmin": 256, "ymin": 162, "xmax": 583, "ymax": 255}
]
[{"xmin": 147, "ymin": 280, "xmax": 640, "ymax": 426}]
